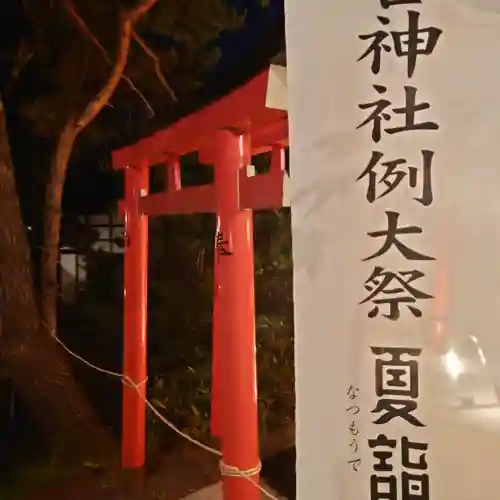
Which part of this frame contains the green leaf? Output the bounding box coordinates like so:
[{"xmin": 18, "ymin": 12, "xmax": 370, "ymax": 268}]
[
  {"xmin": 151, "ymin": 398, "xmax": 167, "ymax": 409},
  {"xmin": 191, "ymin": 404, "xmax": 201, "ymax": 417}
]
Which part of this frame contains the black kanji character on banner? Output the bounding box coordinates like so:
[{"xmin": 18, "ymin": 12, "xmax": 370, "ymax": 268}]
[
  {"xmin": 380, "ymin": 0, "xmax": 421, "ymax": 8},
  {"xmin": 347, "ymin": 405, "xmax": 360, "ymax": 415},
  {"xmin": 368, "ymin": 434, "xmax": 397, "ymax": 472},
  {"xmin": 216, "ymin": 231, "xmax": 232, "ymax": 256},
  {"xmin": 402, "ymin": 471, "xmax": 430, "ymax": 500},
  {"xmin": 370, "ymin": 474, "xmax": 397, "ymax": 500},
  {"xmin": 393, "ymin": 11, "xmax": 442, "ymax": 78},
  {"xmin": 371, "ymin": 346, "xmax": 421, "ymax": 399},
  {"xmin": 369, "ymin": 435, "xmax": 430, "ymax": 500},
  {"xmin": 361, "ymin": 266, "xmax": 433, "ymax": 320},
  {"xmin": 347, "ymin": 385, "xmax": 360, "ymax": 399},
  {"xmin": 349, "ymin": 421, "xmax": 360, "ymax": 436},
  {"xmin": 369, "ymin": 434, "xmax": 429, "ymax": 469},
  {"xmin": 358, "ymin": 12, "xmax": 442, "ymax": 77},
  {"xmin": 350, "ymin": 439, "xmax": 359, "ymax": 453},
  {"xmin": 357, "ymin": 150, "xmax": 434, "ymax": 206},
  {"xmin": 363, "ymin": 211, "xmax": 435, "ymax": 262},
  {"xmin": 401, "ymin": 437, "xmax": 428, "ymax": 470},
  {"xmin": 372, "ymin": 398, "xmax": 425, "ymax": 426},
  {"xmin": 349, "ymin": 458, "xmax": 361, "ymax": 472},
  {"xmin": 358, "ymin": 85, "xmax": 438, "ymax": 143},
  {"xmin": 358, "ymin": 16, "xmax": 391, "ymax": 75}
]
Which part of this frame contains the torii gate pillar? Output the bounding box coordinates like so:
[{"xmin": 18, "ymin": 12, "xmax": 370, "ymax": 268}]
[
  {"xmin": 214, "ymin": 129, "xmax": 260, "ymax": 500},
  {"xmin": 122, "ymin": 162, "xmax": 149, "ymax": 470}
]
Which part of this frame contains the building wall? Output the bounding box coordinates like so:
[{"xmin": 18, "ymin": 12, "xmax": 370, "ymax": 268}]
[{"xmin": 60, "ymin": 212, "xmax": 124, "ymax": 302}]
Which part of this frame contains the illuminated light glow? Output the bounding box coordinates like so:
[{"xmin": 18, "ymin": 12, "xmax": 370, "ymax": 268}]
[
  {"xmin": 478, "ymin": 347, "xmax": 487, "ymax": 366},
  {"xmin": 443, "ymin": 349, "xmax": 464, "ymax": 381},
  {"xmin": 468, "ymin": 335, "xmax": 487, "ymax": 365}
]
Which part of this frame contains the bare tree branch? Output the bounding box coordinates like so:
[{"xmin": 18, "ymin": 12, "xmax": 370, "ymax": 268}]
[
  {"xmin": 132, "ymin": 29, "xmax": 177, "ymax": 102},
  {"xmin": 126, "ymin": 0, "xmax": 160, "ymax": 23},
  {"xmin": 75, "ymin": 0, "xmax": 166, "ymax": 128},
  {"xmin": 61, "ymin": 0, "xmax": 154, "ymax": 116},
  {"xmin": 76, "ymin": 13, "xmax": 132, "ymax": 130},
  {"xmin": 42, "ymin": 0, "xmax": 163, "ymax": 332}
]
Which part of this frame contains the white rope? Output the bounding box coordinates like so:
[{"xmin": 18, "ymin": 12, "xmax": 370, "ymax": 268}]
[
  {"xmin": 220, "ymin": 459, "xmax": 261, "ymax": 478},
  {"xmin": 50, "ymin": 332, "xmax": 281, "ymax": 500}
]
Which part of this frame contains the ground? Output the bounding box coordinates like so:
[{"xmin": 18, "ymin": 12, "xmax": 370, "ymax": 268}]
[
  {"xmin": 18, "ymin": 446, "xmax": 220, "ymax": 500},
  {"xmin": 10, "ymin": 426, "xmax": 296, "ymax": 500}
]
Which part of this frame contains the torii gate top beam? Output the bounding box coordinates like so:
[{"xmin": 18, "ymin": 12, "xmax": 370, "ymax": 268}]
[{"xmin": 112, "ymin": 66, "xmax": 288, "ymax": 170}]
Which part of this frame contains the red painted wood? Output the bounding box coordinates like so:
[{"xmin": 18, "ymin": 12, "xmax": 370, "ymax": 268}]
[
  {"xmin": 166, "ymin": 156, "xmax": 181, "ymax": 191},
  {"xmin": 118, "ymin": 170, "xmax": 285, "ymax": 216},
  {"xmin": 113, "ymin": 66, "xmax": 289, "ymax": 499},
  {"xmin": 215, "ymin": 130, "xmax": 260, "ymax": 500},
  {"xmin": 111, "ymin": 69, "xmax": 287, "ymax": 170},
  {"xmin": 240, "ymin": 147, "xmax": 286, "ymax": 210},
  {"xmin": 139, "ymin": 184, "xmax": 216, "ymax": 216},
  {"xmin": 122, "ymin": 163, "xmax": 149, "ymax": 469},
  {"xmin": 211, "ymin": 215, "xmax": 223, "ymax": 437}
]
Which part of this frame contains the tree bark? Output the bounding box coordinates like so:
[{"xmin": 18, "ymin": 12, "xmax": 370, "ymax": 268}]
[
  {"xmin": 41, "ymin": 4, "xmax": 136, "ymax": 331},
  {"xmin": 41, "ymin": 123, "xmax": 78, "ymax": 333},
  {"xmin": 0, "ymin": 98, "xmax": 116, "ymax": 464},
  {"xmin": 0, "ymin": 0, "xmax": 168, "ymax": 468},
  {"xmin": 32, "ymin": 0, "xmax": 160, "ymax": 461}
]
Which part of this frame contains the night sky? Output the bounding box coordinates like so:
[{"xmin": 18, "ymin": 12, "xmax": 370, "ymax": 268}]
[
  {"xmin": 3, "ymin": 0, "xmax": 286, "ymax": 216},
  {"xmin": 69, "ymin": 0, "xmax": 286, "ymax": 214},
  {"xmin": 215, "ymin": 0, "xmax": 284, "ymax": 75}
]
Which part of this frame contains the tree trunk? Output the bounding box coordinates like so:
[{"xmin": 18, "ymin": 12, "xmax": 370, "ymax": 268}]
[
  {"xmin": 41, "ymin": 7, "xmax": 133, "ymax": 332},
  {"xmin": 41, "ymin": 123, "xmax": 77, "ymax": 333},
  {"xmin": 0, "ymin": 99, "xmax": 116, "ymax": 464},
  {"xmin": 30, "ymin": 0, "xmax": 158, "ymax": 462}
]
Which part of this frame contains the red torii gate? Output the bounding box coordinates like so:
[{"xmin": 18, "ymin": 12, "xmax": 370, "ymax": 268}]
[{"xmin": 112, "ymin": 65, "xmax": 288, "ymax": 500}]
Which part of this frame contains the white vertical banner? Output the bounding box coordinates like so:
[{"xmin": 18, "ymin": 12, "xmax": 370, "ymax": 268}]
[{"xmin": 286, "ymin": 1, "xmax": 500, "ymax": 500}]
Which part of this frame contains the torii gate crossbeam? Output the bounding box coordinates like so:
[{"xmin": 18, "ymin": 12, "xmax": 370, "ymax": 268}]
[{"xmin": 112, "ymin": 66, "xmax": 289, "ymax": 500}]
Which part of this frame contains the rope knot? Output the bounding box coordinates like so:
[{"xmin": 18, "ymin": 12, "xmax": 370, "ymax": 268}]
[{"xmin": 219, "ymin": 460, "xmax": 262, "ymax": 479}]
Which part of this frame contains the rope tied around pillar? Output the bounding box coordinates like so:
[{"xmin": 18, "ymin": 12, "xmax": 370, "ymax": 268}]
[
  {"xmin": 44, "ymin": 325, "xmax": 281, "ymax": 499},
  {"xmin": 219, "ymin": 459, "xmax": 262, "ymax": 478}
]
